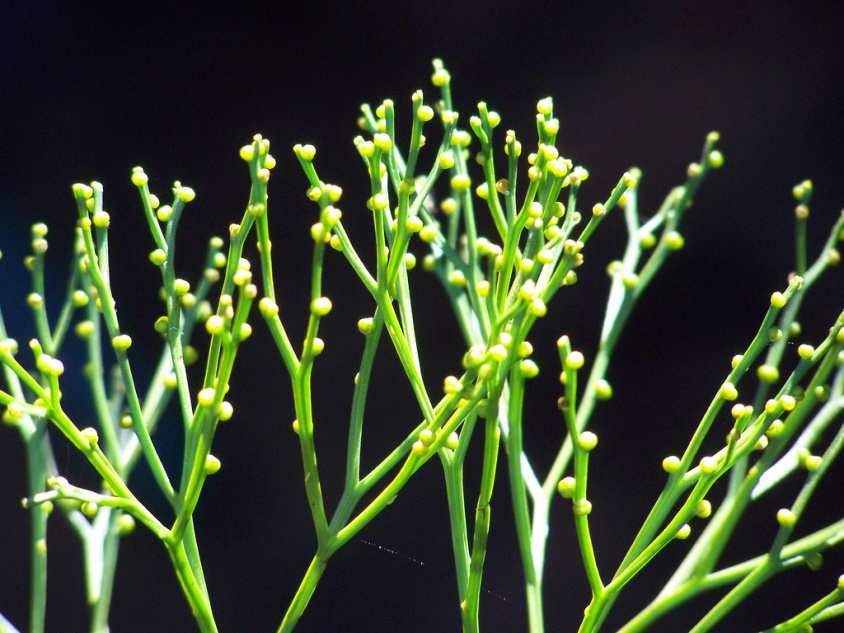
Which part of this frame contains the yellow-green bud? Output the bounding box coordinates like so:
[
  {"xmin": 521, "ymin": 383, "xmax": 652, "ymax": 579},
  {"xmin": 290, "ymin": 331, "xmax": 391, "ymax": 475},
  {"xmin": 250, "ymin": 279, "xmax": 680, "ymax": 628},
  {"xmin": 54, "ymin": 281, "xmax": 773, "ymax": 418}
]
[
  {"xmin": 117, "ymin": 514, "xmax": 136, "ymax": 535},
  {"xmin": 696, "ymin": 499, "xmax": 712, "ymax": 519},
  {"xmin": 776, "ymin": 508, "xmax": 796, "ymax": 527},
  {"xmin": 112, "ymin": 335, "xmax": 132, "ymax": 352},
  {"xmin": 204, "ymin": 454, "xmax": 221, "ymax": 475},
  {"xmin": 578, "ymin": 431, "xmax": 598, "ymax": 451},
  {"xmin": 595, "ymin": 379, "xmax": 613, "ymax": 400},
  {"xmin": 675, "ymin": 524, "xmax": 692, "ymax": 540},
  {"xmin": 198, "ymin": 388, "xmax": 216, "ymax": 407},
  {"xmin": 565, "ymin": 351, "xmax": 585, "ymax": 370},
  {"xmin": 557, "ymin": 476, "xmax": 576, "ymax": 498},
  {"xmin": 311, "ymin": 297, "xmax": 333, "ymax": 317},
  {"xmin": 720, "ymin": 382, "xmax": 738, "ymax": 401},
  {"xmin": 757, "ymin": 364, "xmax": 780, "ymax": 384}
]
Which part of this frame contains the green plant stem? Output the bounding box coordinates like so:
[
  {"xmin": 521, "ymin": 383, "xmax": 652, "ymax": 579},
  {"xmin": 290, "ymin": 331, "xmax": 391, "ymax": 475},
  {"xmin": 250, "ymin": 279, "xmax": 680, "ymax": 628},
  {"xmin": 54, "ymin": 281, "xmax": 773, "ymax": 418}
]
[
  {"xmin": 87, "ymin": 512, "xmax": 121, "ymax": 633},
  {"xmin": 444, "ymin": 462, "xmax": 470, "ymax": 601},
  {"xmin": 25, "ymin": 433, "xmax": 48, "ymax": 633},
  {"xmin": 618, "ymin": 515, "xmax": 844, "ymax": 631},
  {"xmin": 276, "ymin": 556, "xmax": 327, "ymax": 633},
  {"xmin": 505, "ymin": 372, "xmax": 544, "ymax": 633},
  {"xmin": 766, "ymin": 587, "xmax": 844, "ymax": 633},
  {"xmin": 462, "ymin": 412, "xmax": 501, "ymax": 633},
  {"xmin": 671, "ymin": 212, "xmax": 844, "ymax": 591},
  {"xmin": 167, "ymin": 542, "xmax": 218, "ymax": 633},
  {"xmin": 812, "ymin": 601, "xmax": 844, "ymax": 625}
]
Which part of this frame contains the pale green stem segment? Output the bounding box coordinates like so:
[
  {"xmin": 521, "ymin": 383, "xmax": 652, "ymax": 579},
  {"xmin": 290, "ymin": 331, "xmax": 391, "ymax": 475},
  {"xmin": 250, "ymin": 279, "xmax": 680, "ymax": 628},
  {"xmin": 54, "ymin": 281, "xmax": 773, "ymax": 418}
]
[
  {"xmin": 763, "ymin": 586, "xmax": 844, "ymax": 633},
  {"xmin": 461, "ymin": 405, "xmax": 501, "ymax": 633}
]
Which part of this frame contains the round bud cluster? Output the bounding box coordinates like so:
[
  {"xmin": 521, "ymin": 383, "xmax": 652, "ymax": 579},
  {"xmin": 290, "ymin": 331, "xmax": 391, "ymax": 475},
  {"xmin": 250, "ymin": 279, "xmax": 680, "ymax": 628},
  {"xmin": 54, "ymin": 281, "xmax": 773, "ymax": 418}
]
[
  {"xmin": 293, "ymin": 144, "xmax": 317, "ymax": 162},
  {"xmin": 130, "ymin": 168, "xmax": 149, "ymax": 187},
  {"xmin": 35, "ymin": 353, "xmax": 64, "ymax": 377},
  {"xmin": 792, "ymin": 180, "xmax": 813, "ymax": 201}
]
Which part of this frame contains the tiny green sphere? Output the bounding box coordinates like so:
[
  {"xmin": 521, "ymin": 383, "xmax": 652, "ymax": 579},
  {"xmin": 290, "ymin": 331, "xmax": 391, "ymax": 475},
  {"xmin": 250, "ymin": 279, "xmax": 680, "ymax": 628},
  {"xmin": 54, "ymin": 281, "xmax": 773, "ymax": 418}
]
[
  {"xmin": 766, "ymin": 419, "xmax": 785, "ymax": 437},
  {"xmin": 528, "ymin": 297, "xmax": 548, "ymax": 317},
  {"xmin": 757, "ymin": 364, "xmax": 780, "ymax": 384},
  {"xmin": 519, "ymin": 359, "xmax": 540, "ymax": 379},
  {"xmin": 770, "ymin": 291, "xmax": 787, "ymax": 308},
  {"xmin": 803, "ymin": 454, "xmax": 822, "ymax": 472},
  {"xmin": 797, "ymin": 343, "xmax": 815, "ymax": 360},
  {"xmin": 75, "ymin": 320, "xmax": 95, "ymax": 339},
  {"xmin": 557, "ymin": 476, "xmax": 576, "ymax": 499},
  {"xmin": 357, "ymin": 317, "xmax": 375, "ymax": 335},
  {"xmin": 720, "ymin": 381, "xmax": 739, "ymax": 401},
  {"xmin": 776, "ymin": 508, "xmax": 796, "ymax": 527},
  {"xmin": 81, "ymin": 501, "xmax": 99, "ymax": 518},
  {"xmin": 699, "ymin": 456, "xmax": 718, "ymax": 475},
  {"xmin": 639, "ymin": 233, "xmax": 657, "ymax": 249},
  {"xmin": 578, "ymin": 431, "xmax": 598, "ymax": 452},
  {"xmin": 112, "ymin": 334, "xmax": 133, "ymax": 352},
  {"xmin": 780, "ymin": 394, "xmax": 797, "ymax": 411},
  {"xmin": 573, "ymin": 499, "xmax": 593, "ymax": 516},
  {"xmin": 204, "ymin": 454, "xmax": 221, "ymax": 475},
  {"xmin": 311, "ymin": 296, "xmax": 333, "ymax": 317},
  {"xmin": 706, "ymin": 150, "xmax": 724, "ymax": 169},
  {"xmin": 594, "ymin": 379, "xmax": 613, "ymax": 400},
  {"xmin": 675, "ymin": 524, "xmax": 692, "ymax": 540},
  {"xmin": 130, "ymin": 171, "xmax": 148, "ymax": 187},
  {"xmin": 450, "ymin": 174, "xmax": 471, "ymax": 192},
  {"xmin": 173, "ymin": 278, "xmax": 191, "ymax": 296},
  {"xmin": 446, "ymin": 432, "xmax": 460, "ymax": 451},
  {"xmin": 80, "ymin": 427, "xmax": 99, "ymax": 447},
  {"xmin": 565, "ymin": 351, "xmax": 585, "ymax": 370},
  {"xmin": 696, "ymin": 499, "xmax": 712, "ymax": 519},
  {"xmin": 72, "ymin": 289, "xmax": 89, "ymax": 307},
  {"xmin": 197, "ymin": 388, "xmax": 216, "ymax": 407},
  {"xmin": 662, "ymin": 455, "xmax": 681, "ymax": 473},
  {"xmin": 117, "ymin": 514, "xmax": 136, "ymax": 536},
  {"xmin": 665, "ymin": 231, "xmax": 685, "ymax": 251},
  {"xmin": 419, "ymin": 428, "xmax": 435, "ymax": 446},
  {"xmin": 311, "ymin": 338, "xmax": 325, "ymax": 355},
  {"xmin": 419, "ymin": 224, "xmax": 439, "ymax": 243}
]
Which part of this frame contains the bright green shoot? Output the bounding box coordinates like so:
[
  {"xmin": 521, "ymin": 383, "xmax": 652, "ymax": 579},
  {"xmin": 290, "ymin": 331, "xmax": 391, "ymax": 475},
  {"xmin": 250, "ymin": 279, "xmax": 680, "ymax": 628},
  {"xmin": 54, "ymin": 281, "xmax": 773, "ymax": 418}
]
[{"xmin": 1, "ymin": 58, "xmax": 843, "ymax": 633}]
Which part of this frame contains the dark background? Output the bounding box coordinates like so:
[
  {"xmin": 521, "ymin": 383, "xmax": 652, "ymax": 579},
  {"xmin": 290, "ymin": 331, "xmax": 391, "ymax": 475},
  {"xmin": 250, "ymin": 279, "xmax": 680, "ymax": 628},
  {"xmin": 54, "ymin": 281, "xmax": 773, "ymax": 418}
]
[{"xmin": 2, "ymin": 1, "xmax": 843, "ymax": 631}]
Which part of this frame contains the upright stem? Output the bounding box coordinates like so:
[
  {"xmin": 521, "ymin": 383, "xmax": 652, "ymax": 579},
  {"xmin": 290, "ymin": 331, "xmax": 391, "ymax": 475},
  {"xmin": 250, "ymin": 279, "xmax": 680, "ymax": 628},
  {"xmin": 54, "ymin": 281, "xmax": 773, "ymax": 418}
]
[
  {"xmin": 25, "ymin": 433, "xmax": 49, "ymax": 633},
  {"xmin": 167, "ymin": 543, "xmax": 218, "ymax": 633},
  {"xmin": 88, "ymin": 515, "xmax": 121, "ymax": 633},
  {"xmin": 276, "ymin": 556, "xmax": 328, "ymax": 633}
]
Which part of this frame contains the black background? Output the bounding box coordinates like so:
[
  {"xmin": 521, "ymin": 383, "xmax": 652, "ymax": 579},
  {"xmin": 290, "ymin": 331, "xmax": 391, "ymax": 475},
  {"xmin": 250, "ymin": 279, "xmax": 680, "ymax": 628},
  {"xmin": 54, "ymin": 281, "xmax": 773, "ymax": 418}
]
[{"xmin": 2, "ymin": 2, "xmax": 843, "ymax": 632}]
